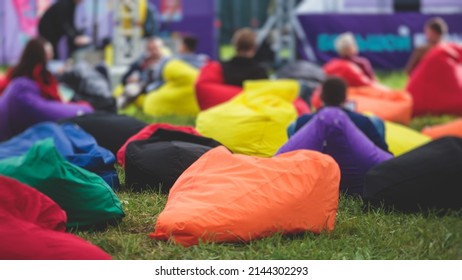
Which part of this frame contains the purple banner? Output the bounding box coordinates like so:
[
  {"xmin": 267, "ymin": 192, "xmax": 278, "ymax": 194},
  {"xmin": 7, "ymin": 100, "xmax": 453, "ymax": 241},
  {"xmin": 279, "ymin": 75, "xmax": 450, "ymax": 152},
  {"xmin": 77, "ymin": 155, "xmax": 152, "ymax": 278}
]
[
  {"xmin": 150, "ymin": 0, "xmax": 218, "ymax": 58},
  {"xmin": 297, "ymin": 13, "xmax": 462, "ymax": 70}
]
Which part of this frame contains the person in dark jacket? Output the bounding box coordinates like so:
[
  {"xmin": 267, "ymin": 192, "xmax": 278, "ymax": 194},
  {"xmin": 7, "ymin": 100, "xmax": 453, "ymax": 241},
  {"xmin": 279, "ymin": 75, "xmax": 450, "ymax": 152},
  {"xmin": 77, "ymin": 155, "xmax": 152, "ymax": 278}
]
[
  {"xmin": 221, "ymin": 28, "xmax": 268, "ymax": 87},
  {"xmin": 289, "ymin": 77, "xmax": 389, "ymax": 152},
  {"xmin": 38, "ymin": 0, "xmax": 90, "ymax": 59}
]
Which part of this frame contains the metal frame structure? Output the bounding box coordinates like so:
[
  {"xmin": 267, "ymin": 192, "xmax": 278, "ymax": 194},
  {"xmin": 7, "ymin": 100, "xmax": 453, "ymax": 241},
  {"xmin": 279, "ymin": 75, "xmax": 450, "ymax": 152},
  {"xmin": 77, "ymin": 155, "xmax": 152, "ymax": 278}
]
[
  {"xmin": 256, "ymin": 0, "xmax": 316, "ymax": 66},
  {"xmin": 113, "ymin": 0, "xmax": 142, "ymax": 66}
]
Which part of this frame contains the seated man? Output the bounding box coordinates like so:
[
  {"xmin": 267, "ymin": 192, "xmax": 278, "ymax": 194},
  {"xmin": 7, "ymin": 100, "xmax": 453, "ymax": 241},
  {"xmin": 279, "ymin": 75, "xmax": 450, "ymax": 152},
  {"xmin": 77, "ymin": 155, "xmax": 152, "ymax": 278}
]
[
  {"xmin": 405, "ymin": 17, "xmax": 448, "ymax": 75},
  {"xmin": 118, "ymin": 37, "xmax": 168, "ymax": 108},
  {"xmin": 175, "ymin": 34, "xmax": 208, "ymax": 69},
  {"xmin": 221, "ymin": 28, "xmax": 268, "ymax": 87},
  {"xmin": 335, "ymin": 32, "xmax": 376, "ymax": 81},
  {"xmin": 289, "ymin": 77, "xmax": 389, "ymax": 152}
]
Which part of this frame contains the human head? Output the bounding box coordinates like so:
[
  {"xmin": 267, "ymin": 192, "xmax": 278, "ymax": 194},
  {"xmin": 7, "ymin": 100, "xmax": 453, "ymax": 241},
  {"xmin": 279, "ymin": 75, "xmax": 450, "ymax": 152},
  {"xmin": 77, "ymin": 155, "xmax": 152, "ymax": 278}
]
[
  {"xmin": 335, "ymin": 32, "xmax": 358, "ymax": 58},
  {"xmin": 178, "ymin": 34, "xmax": 198, "ymax": 54},
  {"xmin": 321, "ymin": 77, "xmax": 347, "ymax": 107},
  {"xmin": 10, "ymin": 37, "xmax": 49, "ymax": 81},
  {"xmin": 425, "ymin": 17, "xmax": 448, "ymax": 45},
  {"xmin": 145, "ymin": 37, "xmax": 163, "ymax": 60},
  {"xmin": 232, "ymin": 28, "xmax": 257, "ymax": 57}
]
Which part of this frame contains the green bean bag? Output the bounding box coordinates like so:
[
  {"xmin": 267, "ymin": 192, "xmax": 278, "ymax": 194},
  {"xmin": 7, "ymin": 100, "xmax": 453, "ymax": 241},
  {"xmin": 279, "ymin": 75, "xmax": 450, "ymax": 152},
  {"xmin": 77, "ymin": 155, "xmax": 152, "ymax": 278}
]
[{"xmin": 0, "ymin": 139, "xmax": 124, "ymax": 229}]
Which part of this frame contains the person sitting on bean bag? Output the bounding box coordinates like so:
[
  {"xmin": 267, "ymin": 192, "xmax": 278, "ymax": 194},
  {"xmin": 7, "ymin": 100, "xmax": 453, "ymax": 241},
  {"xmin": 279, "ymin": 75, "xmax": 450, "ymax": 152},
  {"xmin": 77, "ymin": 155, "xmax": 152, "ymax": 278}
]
[
  {"xmin": 0, "ymin": 38, "xmax": 85, "ymax": 104},
  {"xmin": 405, "ymin": 17, "xmax": 448, "ymax": 75},
  {"xmin": 195, "ymin": 28, "xmax": 309, "ymax": 114},
  {"xmin": 221, "ymin": 28, "xmax": 268, "ymax": 87},
  {"xmin": 195, "ymin": 28, "xmax": 267, "ymax": 110},
  {"xmin": 117, "ymin": 37, "xmax": 169, "ymax": 109},
  {"xmin": 0, "ymin": 38, "xmax": 93, "ymax": 141},
  {"xmin": 289, "ymin": 77, "xmax": 389, "ymax": 152},
  {"xmin": 174, "ymin": 34, "xmax": 208, "ymax": 69},
  {"xmin": 323, "ymin": 32, "xmax": 376, "ymax": 87}
]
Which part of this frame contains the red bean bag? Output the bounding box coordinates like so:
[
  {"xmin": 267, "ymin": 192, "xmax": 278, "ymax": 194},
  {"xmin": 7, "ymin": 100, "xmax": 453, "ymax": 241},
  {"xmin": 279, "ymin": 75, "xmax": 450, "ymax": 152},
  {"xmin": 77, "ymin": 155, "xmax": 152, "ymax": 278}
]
[
  {"xmin": 150, "ymin": 146, "xmax": 340, "ymax": 247},
  {"xmin": 0, "ymin": 72, "xmax": 6, "ymax": 94},
  {"xmin": 407, "ymin": 43, "xmax": 462, "ymax": 116},
  {"xmin": 117, "ymin": 123, "xmax": 200, "ymax": 167},
  {"xmin": 422, "ymin": 119, "xmax": 462, "ymax": 139},
  {"xmin": 195, "ymin": 61, "xmax": 242, "ymax": 110},
  {"xmin": 195, "ymin": 61, "xmax": 310, "ymax": 116},
  {"xmin": 294, "ymin": 97, "xmax": 311, "ymax": 116},
  {"xmin": 311, "ymin": 86, "xmax": 413, "ymax": 125},
  {"xmin": 0, "ymin": 176, "xmax": 111, "ymax": 260},
  {"xmin": 324, "ymin": 59, "xmax": 374, "ymax": 87}
]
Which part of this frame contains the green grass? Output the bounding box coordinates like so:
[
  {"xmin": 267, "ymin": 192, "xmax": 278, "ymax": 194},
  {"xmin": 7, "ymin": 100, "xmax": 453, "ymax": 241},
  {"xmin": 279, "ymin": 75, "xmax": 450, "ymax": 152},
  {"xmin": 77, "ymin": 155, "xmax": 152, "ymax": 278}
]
[{"xmin": 76, "ymin": 72, "xmax": 462, "ymax": 260}]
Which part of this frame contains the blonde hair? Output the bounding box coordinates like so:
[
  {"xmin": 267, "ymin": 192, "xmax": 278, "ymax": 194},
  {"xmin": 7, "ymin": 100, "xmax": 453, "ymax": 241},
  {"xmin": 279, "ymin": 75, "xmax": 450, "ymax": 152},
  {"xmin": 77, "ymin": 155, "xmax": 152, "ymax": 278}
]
[
  {"xmin": 232, "ymin": 28, "xmax": 256, "ymax": 53},
  {"xmin": 335, "ymin": 32, "xmax": 357, "ymax": 56}
]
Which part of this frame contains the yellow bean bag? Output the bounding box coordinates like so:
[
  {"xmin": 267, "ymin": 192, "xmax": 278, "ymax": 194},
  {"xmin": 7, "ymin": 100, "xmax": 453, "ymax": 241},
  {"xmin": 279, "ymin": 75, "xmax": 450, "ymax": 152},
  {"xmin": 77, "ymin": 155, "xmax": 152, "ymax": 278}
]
[
  {"xmin": 196, "ymin": 80, "xmax": 298, "ymax": 157},
  {"xmin": 143, "ymin": 59, "xmax": 200, "ymax": 117},
  {"xmin": 385, "ymin": 121, "xmax": 431, "ymax": 156}
]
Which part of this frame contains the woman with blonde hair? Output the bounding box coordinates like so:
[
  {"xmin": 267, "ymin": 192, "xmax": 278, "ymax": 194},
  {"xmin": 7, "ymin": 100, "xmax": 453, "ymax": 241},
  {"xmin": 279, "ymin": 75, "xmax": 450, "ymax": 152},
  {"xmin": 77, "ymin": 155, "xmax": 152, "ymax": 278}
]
[{"xmin": 334, "ymin": 32, "xmax": 376, "ymax": 81}]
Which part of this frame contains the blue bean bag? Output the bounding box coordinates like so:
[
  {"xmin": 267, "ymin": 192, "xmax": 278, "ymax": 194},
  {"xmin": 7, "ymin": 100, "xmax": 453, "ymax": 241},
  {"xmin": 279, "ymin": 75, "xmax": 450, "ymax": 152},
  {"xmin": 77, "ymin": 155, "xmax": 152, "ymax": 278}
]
[
  {"xmin": 0, "ymin": 78, "xmax": 93, "ymax": 141},
  {"xmin": 0, "ymin": 122, "xmax": 118, "ymax": 189},
  {"xmin": 276, "ymin": 107, "xmax": 393, "ymax": 195}
]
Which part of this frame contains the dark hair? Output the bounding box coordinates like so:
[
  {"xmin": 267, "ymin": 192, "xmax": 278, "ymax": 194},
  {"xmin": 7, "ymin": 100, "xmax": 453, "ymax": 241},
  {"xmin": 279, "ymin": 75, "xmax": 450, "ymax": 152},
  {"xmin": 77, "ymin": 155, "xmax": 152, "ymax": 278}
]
[
  {"xmin": 9, "ymin": 37, "xmax": 50, "ymax": 84},
  {"xmin": 232, "ymin": 28, "xmax": 256, "ymax": 53},
  {"xmin": 425, "ymin": 17, "xmax": 448, "ymax": 35},
  {"xmin": 321, "ymin": 77, "xmax": 347, "ymax": 107},
  {"xmin": 181, "ymin": 34, "xmax": 198, "ymax": 52}
]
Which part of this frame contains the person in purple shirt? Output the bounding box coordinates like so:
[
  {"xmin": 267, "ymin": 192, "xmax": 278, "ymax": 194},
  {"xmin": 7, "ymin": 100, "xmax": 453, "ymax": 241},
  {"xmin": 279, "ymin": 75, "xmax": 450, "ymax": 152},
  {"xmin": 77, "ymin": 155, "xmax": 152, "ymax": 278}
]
[{"xmin": 334, "ymin": 32, "xmax": 376, "ymax": 81}]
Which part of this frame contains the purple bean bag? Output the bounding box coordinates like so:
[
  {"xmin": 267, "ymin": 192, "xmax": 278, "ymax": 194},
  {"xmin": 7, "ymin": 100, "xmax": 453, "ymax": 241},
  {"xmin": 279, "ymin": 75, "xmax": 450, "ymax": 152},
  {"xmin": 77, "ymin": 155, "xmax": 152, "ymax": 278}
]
[
  {"xmin": 0, "ymin": 78, "xmax": 93, "ymax": 141},
  {"xmin": 276, "ymin": 107, "xmax": 393, "ymax": 195}
]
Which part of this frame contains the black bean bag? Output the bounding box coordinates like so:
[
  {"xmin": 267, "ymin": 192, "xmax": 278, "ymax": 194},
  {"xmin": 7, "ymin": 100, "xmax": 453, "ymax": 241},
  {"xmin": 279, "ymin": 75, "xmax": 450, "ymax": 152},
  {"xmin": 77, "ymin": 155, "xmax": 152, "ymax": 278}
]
[
  {"xmin": 62, "ymin": 113, "xmax": 147, "ymax": 155},
  {"xmin": 276, "ymin": 61, "xmax": 325, "ymax": 82},
  {"xmin": 364, "ymin": 137, "xmax": 462, "ymax": 212},
  {"xmin": 125, "ymin": 129, "xmax": 222, "ymax": 193},
  {"xmin": 276, "ymin": 61, "xmax": 325, "ymax": 104}
]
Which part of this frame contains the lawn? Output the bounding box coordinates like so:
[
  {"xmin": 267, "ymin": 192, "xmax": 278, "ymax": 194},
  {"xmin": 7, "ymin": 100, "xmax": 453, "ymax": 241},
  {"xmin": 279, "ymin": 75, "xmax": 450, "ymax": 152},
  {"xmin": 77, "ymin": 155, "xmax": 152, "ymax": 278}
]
[{"xmin": 76, "ymin": 72, "xmax": 462, "ymax": 260}]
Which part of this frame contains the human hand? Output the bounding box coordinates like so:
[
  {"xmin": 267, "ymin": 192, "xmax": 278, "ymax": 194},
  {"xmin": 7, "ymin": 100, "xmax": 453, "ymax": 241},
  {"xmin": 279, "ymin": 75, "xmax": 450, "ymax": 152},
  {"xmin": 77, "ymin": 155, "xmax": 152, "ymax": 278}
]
[{"xmin": 74, "ymin": 35, "xmax": 91, "ymax": 46}]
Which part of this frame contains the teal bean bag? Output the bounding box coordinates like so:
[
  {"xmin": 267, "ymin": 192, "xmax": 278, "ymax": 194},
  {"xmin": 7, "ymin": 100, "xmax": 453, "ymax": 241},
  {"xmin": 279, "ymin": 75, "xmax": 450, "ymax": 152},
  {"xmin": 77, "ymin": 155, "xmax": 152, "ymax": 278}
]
[{"xmin": 0, "ymin": 139, "xmax": 124, "ymax": 229}]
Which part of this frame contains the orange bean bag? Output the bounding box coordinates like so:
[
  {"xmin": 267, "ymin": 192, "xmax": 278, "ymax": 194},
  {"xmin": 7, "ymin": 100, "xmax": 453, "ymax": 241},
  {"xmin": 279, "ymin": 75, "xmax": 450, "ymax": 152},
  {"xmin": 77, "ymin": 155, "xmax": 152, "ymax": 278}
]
[
  {"xmin": 150, "ymin": 146, "xmax": 340, "ymax": 247},
  {"xmin": 422, "ymin": 119, "xmax": 462, "ymax": 139},
  {"xmin": 324, "ymin": 59, "xmax": 374, "ymax": 87},
  {"xmin": 311, "ymin": 86, "xmax": 413, "ymax": 125},
  {"xmin": 195, "ymin": 61, "xmax": 310, "ymax": 116},
  {"xmin": 406, "ymin": 43, "xmax": 462, "ymax": 116}
]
